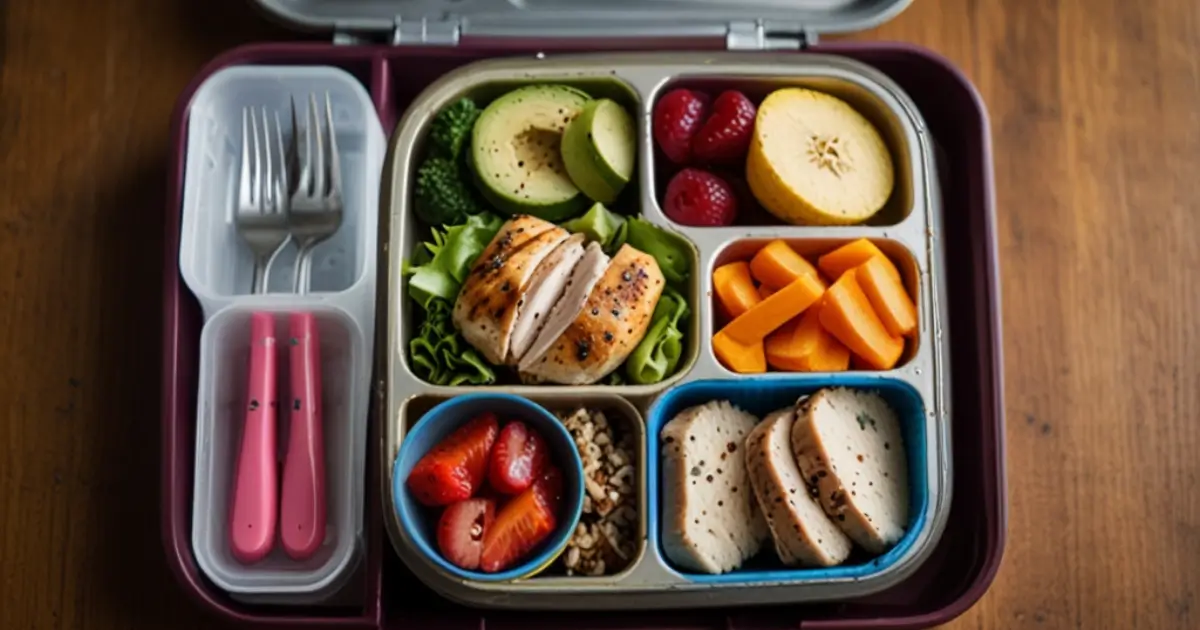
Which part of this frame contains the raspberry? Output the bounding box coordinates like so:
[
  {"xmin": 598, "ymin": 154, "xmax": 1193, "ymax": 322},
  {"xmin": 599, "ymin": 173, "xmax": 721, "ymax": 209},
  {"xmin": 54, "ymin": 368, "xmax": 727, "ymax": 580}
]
[
  {"xmin": 653, "ymin": 89, "xmax": 710, "ymax": 165},
  {"xmin": 691, "ymin": 90, "xmax": 756, "ymax": 164},
  {"xmin": 662, "ymin": 168, "xmax": 738, "ymax": 226}
]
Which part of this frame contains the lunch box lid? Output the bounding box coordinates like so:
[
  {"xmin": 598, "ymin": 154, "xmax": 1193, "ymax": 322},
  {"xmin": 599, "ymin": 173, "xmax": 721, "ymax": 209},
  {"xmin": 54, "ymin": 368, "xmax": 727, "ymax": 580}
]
[{"xmin": 252, "ymin": 0, "xmax": 912, "ymax": 48}]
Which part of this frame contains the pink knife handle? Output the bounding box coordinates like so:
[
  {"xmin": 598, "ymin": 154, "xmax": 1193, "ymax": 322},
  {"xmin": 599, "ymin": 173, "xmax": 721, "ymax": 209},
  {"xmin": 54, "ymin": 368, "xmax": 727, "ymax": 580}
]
[
  {"xmin": 281, "ymin": 312, "xmax": 326, "ymax": 560},
  {"xmin": 230, "ymin": 312, "xmax": 278, "ymax": 564}
]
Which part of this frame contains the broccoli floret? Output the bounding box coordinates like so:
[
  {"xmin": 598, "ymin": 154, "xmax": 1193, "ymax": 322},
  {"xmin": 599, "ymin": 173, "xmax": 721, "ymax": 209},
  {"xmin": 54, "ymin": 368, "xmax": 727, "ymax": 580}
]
[
  {"xmin": 414, "ymin": 156, "xmax": 482, "ymax": 226},
  {"xmin": 429, "ymin": 98, "xmax": 480, "ymax": 159}
]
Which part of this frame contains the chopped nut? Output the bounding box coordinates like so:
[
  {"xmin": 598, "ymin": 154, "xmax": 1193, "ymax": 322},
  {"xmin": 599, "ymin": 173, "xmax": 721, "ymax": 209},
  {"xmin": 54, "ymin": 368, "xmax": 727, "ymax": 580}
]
[
  {"xmin": 556, "ymin": 407, "xmax": 639, "ymax": 577},
  {"xmin": 585, "ymin": 477, "xmax": 607, "ymax": 502}
]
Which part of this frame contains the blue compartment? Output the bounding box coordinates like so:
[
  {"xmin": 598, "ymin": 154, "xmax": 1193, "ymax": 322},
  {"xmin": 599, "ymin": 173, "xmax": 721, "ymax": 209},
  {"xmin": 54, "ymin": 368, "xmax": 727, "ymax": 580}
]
[
  {"xmin": 645, "ymin": 376, "xmax": 929, "ymax": 584},
  {"xmin": 392, "ymin": 394, "xmax": 585, "ymax": 582}
]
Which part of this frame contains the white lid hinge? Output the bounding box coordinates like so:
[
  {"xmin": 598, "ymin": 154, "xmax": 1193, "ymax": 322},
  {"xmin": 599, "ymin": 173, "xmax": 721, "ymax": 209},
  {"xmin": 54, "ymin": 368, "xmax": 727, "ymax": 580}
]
[
  {"xmin": 391, "ymin": 15, "xmax": 462, "ymax": 46},
  {"xmin": 726, "ymin": 20, "xmax": 816, "ymax": 50}
]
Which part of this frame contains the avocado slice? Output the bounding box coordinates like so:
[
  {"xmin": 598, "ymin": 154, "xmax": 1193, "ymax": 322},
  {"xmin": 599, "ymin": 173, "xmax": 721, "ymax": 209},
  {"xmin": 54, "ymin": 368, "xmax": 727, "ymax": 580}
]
[
  {"xmin": 469, "ymin": 85, "xmax": 592, "ymax": 221},
  {"xmin": 561, "ymin": 98, "xmax": 636, "ymax": 204}
]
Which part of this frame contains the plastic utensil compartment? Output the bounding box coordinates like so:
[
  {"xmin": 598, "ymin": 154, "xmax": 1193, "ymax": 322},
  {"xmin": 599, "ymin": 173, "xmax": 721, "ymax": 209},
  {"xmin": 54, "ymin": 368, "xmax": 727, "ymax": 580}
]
[
  {"xmin": 162, "ymin": 41, "xmax": 1004, "ymax": 630},
  {"xmin": 178, "ymin": 64, "xmax": 386, "ymax": 605}
]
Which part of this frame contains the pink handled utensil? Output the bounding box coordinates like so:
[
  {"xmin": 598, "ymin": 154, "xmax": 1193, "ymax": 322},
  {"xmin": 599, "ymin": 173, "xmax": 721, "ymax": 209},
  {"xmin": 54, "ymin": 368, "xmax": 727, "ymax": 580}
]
[
  {"xmin": 278, "ymin": 94, "xmax": 341, "ymax": 561},
  {"xmin": 229, "ymin": 312, "xmax": 279, "ymax": 564},
  {"xmin": 228, "ymin": 107, "xmax": 289, "ymax": 564},
  {"xmin": 280, "ymin": 312, "xmax": 325, "ymax": 560}
]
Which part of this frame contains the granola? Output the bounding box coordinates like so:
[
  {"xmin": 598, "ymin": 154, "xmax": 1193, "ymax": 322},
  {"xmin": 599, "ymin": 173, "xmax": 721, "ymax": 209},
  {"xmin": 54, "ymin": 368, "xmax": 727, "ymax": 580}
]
[{"xmin": 557, "ymin": 407, "xmax": 639, "ymax": 576}]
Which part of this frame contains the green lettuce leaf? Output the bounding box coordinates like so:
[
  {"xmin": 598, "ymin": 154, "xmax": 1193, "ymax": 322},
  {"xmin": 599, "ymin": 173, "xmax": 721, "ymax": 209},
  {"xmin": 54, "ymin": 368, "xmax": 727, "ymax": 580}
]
[
  {"xmin": 625, "ymin": 217, "xmax": 690, "ymax": 286},
  {"xmin": 560, "ymin": 202, "xmax": 628, "ymax": 254},
  {"xmin": 625, "ymin": 286, "xmax": 689, "ymax": 385},
  {"xmin": 409, "ymin": 299, "xmax": 496, "ymax": 386},
  {"xmin": 404, "ymin": 212, "xmax": 504, "ymax": 309}
]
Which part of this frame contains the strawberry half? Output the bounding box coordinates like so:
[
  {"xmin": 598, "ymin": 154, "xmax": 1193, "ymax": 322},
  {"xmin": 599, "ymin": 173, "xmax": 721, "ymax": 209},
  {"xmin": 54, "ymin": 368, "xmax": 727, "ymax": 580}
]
[
  {"xmin": 406, "ymin": 413, "xmax": 499, "ymax": 507},
  {"xmin": 436, "ymin": 498, "xmax": 496, "ymax": 571},
  {"xmin": 533, "ymin": 465, "xmax": 564, "ymax": 511},
  {"xmin": 691, "ymin": 90, "xmax": 756, "ymax": 164},
  {"xmin": 479, "ymin": 475, "xmax": 559, "ymax": 573},
  {"xmin": 488, "ymin": 421, "xmax": 549, "ymax": 495}
]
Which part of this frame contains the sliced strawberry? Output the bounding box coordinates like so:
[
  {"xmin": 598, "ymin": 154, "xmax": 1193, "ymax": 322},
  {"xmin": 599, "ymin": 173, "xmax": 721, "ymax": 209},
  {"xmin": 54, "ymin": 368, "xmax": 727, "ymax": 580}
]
[
  {"xmin": 406, "ymin": 413, "xmax": 499, "ymax": 506},
  {"xmin": 691, "ymin": 90, "xmax": 756, "ymax": 164},
  {"xmin": 532, "ymin": 465, "xmax": 564, "ymax": 511},
  {"xmin": 662, "ymin": 168, "xmax": 738, "ymax": 226},
  {"xmin": 479, "ymin": 482, "xmax": 558, "ymax": 573},
  {"xmin": 653, "ymin": 89, "xmax": 711, "ymax": 165},
  {"xmin": 476, "ymin": 481, "xmax": 509, "ymax": 505},
  {"xmin": 436, "ymin": 498, "xmax": 496, "ymax": 571},
  {"xmin": 488, "ymin": 421, "xmax": 549, "ymax": 495}
]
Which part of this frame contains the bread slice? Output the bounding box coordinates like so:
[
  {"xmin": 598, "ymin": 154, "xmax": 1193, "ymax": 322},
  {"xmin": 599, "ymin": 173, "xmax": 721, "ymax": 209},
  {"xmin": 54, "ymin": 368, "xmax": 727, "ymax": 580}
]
[
  {"xmin": 660, "ymin": 400, "xmax": 768, "ymax": 574},
  {"xmin": 745, "ymin": 407, "xmax": 853, "ymax": 567},
  {"xmin": 791, "ymin": 388, "xmax": 909, "ymax": 553}
]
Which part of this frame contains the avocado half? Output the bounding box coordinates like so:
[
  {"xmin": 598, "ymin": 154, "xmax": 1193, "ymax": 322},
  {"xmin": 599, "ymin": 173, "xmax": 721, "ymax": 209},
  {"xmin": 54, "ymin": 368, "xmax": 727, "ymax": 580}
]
[{"xmin": 469, "ymin": 85, "xmax": 592, "ymax": 222}]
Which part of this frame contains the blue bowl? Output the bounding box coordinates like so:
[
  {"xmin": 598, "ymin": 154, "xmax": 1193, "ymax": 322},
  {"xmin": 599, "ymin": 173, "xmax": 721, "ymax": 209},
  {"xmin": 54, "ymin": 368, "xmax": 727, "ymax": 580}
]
[
  {"xmin": 646, "ymin": 376, "xmax": 930, "ymax": 584},
  {"xmin": 392, "ymin": 394, "xmax": 584, "ymax": 582}
]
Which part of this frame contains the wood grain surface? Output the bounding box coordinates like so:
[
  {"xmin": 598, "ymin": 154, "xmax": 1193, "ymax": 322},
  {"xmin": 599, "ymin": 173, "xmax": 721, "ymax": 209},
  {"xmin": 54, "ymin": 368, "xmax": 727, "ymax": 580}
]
[{"xmin": 1, "ymin": 0, "xmax": 1197, "ymax": 628}]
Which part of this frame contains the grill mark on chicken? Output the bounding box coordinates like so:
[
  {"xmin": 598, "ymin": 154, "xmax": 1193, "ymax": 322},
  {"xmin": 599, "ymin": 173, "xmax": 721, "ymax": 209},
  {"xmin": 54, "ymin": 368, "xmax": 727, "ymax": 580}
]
[{"xmin": 519, "ymin": 245, "xmax": 665, "ymax": 384}]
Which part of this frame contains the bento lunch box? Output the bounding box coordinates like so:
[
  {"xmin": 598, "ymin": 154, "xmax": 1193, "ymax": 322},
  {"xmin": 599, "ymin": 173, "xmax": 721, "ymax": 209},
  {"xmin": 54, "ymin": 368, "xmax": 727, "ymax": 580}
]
[
  {"xmin": 160, "ymin": 1, "xmax": 1007, "ymax": 628},
  {"xmin": 382, "ymin": 52, "xmax": 951, "ymax": 610}
]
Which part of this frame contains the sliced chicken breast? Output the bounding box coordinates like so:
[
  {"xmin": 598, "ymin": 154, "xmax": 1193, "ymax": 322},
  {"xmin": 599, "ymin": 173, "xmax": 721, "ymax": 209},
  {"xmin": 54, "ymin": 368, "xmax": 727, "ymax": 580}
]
[
  {"xmin": 519, "ymin": 244, "xmax": 665, "ymax": 385},
  {"xmin": 517, "ymin": 241, "xmax": 609, "ymax": 372},
  {"xmin": 746, "ymin": 407, "xmax": 852, "ymax": 568},
  {"xmin": 660, "ymin": 400, "xmax": 767, "ymax": 574},
  {"xmin": 506, "ymin": 233, "xmax": 587, "ymax": 364},
  {"xmin": 453, "ymin": 215, "xmax": 570, "ymax": 365}
]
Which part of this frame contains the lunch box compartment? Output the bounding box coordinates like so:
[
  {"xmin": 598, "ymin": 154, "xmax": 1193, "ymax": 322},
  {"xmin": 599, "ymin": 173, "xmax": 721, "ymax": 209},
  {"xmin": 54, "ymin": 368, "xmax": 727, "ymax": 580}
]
[
  {"xmin": 179, "ymin": 65, "xmax": 384, "ymax": 313},
  {"xmin": 645, "ymin": 377, "xmax": 930, "ymax": 584},
  {"xmin": 178, "ymin": 59, "xmax": 385, "ymax": 606},
  {"xmin": 163, "ymin": 37, "xmax": 1004, "ymax": 630},
  {"xmin": 386, "ymin": 66, "xmax": 701, "ymax": 394},
  {"xmin": 647, "ymin": 74, "xmax": 920, "ymax": 228},
  {"xmin": 191, "ymin": 303, "xmax": 369, "ymax": 598},
  {"xmin": 708, "ymin": 237, "xmax": 923, "ymax": 370},
  {"xmin": 389, "ymin": 392, "xmax": 649, "ymax": 591}
]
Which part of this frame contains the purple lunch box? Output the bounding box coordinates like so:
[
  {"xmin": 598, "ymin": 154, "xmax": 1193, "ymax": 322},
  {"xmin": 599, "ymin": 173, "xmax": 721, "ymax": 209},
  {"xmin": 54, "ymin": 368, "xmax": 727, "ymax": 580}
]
[{"xmin": 161, "ymin": 2, "xmax": 1006, "ymax": 628}]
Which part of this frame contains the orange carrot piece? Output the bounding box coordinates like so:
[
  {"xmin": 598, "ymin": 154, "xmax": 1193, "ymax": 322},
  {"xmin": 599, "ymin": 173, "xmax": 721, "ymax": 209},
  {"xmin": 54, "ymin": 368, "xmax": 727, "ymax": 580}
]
[
  {"xmin": 749, "ymin": 240, "xmax": 825, "ymax": 290},
  {"xmin": 721, "ymin": 273, "xmax": 826, "ymax": 344},
  {"xmin": 817, "ymin": 239, "xmax": 900, "ymax": 281},
  {"xmin": 712, "ymin": 261, "xmax": 761, "ymax": 319},
  {"xmin": 757, "ymin": 284, "xmax": 776, "ymax": 300},
  {"xmin": 765, "ymin": 305, "xmax": 851, "ymax": 372},
  {"xmin": 818, "ymin": 271, "xmax": 904, "ymax": 370},
  {"xmin": 713, "ymin": 330, "xmax": 767, "ymax": 374},
  {"xmin": 855, "ymin": 255, "xmax": 917, "ymax": 337}
]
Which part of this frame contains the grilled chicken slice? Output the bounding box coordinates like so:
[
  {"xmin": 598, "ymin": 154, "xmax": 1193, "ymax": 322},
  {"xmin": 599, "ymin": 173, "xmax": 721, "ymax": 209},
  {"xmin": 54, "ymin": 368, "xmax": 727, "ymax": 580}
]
[
  {"xmin": 507, "ymin": 233, "xmax": 587, "ymax": 364},
  {"xmin": 517, "ymin": 241, "xmax": 609, "ymax": 372},
  {"xmin": 519, "ymin": 244, "xmax": 665, "ymax": 385},
  {"xmin": 453, "ymin": 216, "xmax": 570, "ymax": 365}
]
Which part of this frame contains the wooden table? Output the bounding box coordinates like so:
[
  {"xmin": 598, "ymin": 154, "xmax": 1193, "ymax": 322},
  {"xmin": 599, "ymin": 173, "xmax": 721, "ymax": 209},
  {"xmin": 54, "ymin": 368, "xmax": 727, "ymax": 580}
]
[{"xmin": 1, "ymin": 0, "xmax": 1196, "ymax": 628}]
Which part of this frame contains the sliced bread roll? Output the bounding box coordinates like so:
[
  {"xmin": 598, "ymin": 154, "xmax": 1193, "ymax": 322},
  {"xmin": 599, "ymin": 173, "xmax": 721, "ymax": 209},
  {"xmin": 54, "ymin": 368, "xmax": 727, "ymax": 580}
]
[
  {"xmin": 790, "ymin": 388, "xmax": 909, "ymax": 553},
  {"xmin": 745, "ymin": 407, "xmax": 853, "ymax": 567},
  {"xmin": 660, "ymin": 401, "xmax": 768, "ymax": 574}
]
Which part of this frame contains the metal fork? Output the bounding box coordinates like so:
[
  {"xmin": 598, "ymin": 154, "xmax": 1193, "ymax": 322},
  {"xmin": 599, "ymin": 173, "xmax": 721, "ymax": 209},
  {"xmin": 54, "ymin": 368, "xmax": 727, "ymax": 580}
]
[
  {"xmin": 235, "ymin": 107, "xmax": 290, "ymax": 294},
  {"xmin": 287, "ymin": 92, "xmax": 344, "ymax": 294},
  {"xmin": 230, "ymin": 106, "xmax": 288, "ymax": 565},
  {"xmin": 279, "ymin": 92, "xmax": 342, "ymax": 561}
]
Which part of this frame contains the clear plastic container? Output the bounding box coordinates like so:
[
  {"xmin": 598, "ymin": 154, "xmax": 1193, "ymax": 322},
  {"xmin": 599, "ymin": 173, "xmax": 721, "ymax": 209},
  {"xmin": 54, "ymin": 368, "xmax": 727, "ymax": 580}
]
[{"xmin": 180, "ymin": 64, "xmax": 386, "ymax": 600}]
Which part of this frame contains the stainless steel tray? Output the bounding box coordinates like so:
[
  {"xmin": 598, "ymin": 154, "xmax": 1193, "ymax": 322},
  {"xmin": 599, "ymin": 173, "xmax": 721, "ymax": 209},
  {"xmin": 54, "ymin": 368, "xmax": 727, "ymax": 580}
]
[{"xmin": 379, "ymin": 52, "xmax": 952, "ymax": 610}]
